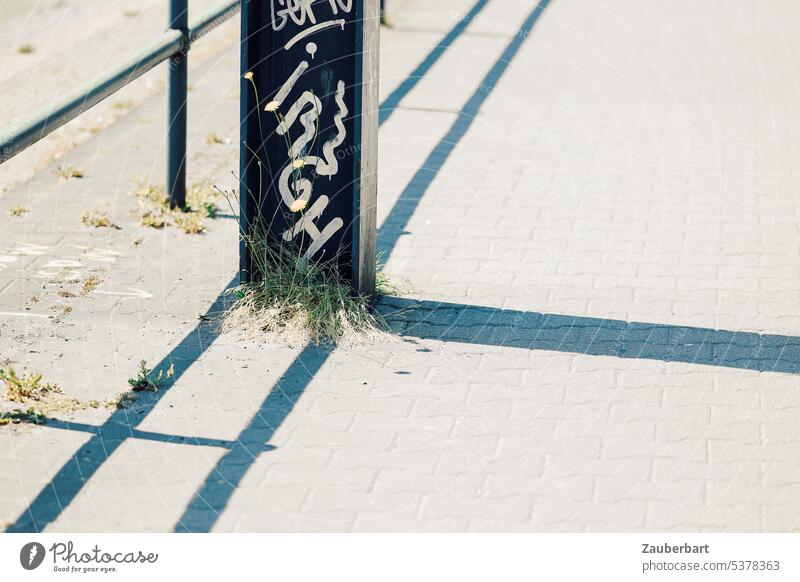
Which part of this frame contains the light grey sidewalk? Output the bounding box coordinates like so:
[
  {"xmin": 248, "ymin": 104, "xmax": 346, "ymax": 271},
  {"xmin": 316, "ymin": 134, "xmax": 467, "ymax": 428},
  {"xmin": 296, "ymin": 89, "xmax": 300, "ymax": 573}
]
[{"xmin": 2, "ymin": 0, "xmax": 800, "ymax": 532}]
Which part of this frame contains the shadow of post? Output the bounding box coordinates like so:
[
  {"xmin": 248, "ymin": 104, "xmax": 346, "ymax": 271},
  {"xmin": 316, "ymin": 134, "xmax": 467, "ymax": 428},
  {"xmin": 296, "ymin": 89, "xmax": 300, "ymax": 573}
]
[{"xmin": 376, "ymin": 297, "xmax": 800, "ymax": 375}]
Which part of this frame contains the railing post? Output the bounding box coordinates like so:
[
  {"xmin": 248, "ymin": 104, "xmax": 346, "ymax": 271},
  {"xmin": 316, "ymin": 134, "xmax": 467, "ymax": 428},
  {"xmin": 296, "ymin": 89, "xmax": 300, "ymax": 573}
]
[{"xmin": 168, "ymin": 0, "xmax": 189, "ymax": 209}]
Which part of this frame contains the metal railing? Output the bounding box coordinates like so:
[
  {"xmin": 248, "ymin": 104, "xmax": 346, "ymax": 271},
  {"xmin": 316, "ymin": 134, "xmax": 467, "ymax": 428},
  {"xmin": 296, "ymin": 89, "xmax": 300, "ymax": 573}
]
[{"xmin": 0, "ymin": 0, "xmax": 241, "ymax": 209}]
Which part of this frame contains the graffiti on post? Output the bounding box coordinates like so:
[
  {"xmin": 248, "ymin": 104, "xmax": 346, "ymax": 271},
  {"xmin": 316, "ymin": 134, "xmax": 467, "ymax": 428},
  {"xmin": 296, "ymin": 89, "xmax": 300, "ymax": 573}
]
[
  {"xmin": 241, "ymin": 0, "xmax": 378, "ymax": 293},
  {"xmin": 243, "ymin": 0, "xmax": 359, "ymax": 268}
]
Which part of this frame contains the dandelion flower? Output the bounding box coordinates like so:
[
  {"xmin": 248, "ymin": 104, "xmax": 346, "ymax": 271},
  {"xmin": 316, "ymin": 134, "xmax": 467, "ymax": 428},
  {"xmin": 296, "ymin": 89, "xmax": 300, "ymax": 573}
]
[
  {"xmin": 290, "ymin": 199, "xmax": 308, "ymax": 213},
  {"xmin": 292, "ymin": 159, "xmax": 305, "ymax": 169},
  {"xmin": 264, "ymin": 100, "xmax": 280, "ymax": 112},
  {"xmin": 243, "ymin": 71, "xmax": 254, "ymax": 80}
]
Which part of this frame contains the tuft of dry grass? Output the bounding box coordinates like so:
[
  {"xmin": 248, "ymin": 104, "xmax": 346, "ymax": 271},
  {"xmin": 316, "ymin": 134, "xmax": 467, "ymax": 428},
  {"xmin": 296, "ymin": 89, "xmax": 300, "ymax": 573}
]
[
  {"xmin": 81, "ymin": 275, "xmax": 102, "ymax": 296},
  {"xmin": 139, "ymin": 211, "xmax": 167, "ymax": 229},
  {"xmin": 0, "ymin": 368, "xmax": 80, "ymax": 415},
  {"xmin": 1, "ymin": 368, "xmax": 62, "ymax": 403},
  {"xmin": 8, "ymin": 206, "xmax": 28, "ymax": 217},
  {"xmin": 104, "ymin": 392, "xmax": 137, "ymax": 409},
  {"xmin": 81, "ymin": 210, "xmax": 121, "ymax": 229},
  {"xmin": 222, "ymin": 228, "xmax": 394, "ymax": 345},
  {"xmin": 132, "ymin": 180, "xmax": 219, "ymax": 234},
  {"xmin": 0, "ymin": 366, "xmax": 149, "ymax": 427},
  {"xmin": 17, "ymin": 44, "xmax": 34, "ymax": 54},
  {"xmin": 4, "ymin": 369, "xmax": 61, "ymax": 405},
  {"xmin": 55, "ymin": 165, "xmax": 84, "ymax": 179},
  {"xmin": 173, "ymin": 213, "xmax": 205, "ymax": 234},
  {"xmin": 204, "ymin": 132, "xmax": 225, "ymax": 145}
]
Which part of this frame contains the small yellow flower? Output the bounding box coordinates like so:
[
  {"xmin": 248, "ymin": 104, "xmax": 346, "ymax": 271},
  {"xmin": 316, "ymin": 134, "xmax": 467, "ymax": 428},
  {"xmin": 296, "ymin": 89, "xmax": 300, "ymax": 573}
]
[
  {"xmin": 264, "ymin": 100, "xmax": 280, "ymax": 112},
  {"xmin": 292, "ymin": 159, "xmax": 305, "ymax": 169},
  {"xmin": 243, "ymin": 71, "xmax": 254, "ymax": 80},
  {"xmin": 290, "ymin": 199, "xmax": 308, "ymax": 213}
]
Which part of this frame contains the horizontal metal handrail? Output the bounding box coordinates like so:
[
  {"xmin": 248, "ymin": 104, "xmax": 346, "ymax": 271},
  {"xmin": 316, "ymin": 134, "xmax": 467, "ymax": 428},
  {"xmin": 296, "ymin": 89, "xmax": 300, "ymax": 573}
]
[
  {"xmin": 0, "ymin": 31, "xmax": 183, "ymax": 163},
  {"xmin": 0, "ymin": 0, "xmax": 240, "ymax": 165}
]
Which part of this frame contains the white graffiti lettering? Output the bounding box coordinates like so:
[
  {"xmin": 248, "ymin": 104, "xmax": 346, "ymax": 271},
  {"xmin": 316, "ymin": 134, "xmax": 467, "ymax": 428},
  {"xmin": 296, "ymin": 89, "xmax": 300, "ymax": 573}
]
[
  {"xmin": 270, "ymin": 0, "xmax": 353, "ymax": 32},
  {"xmin": 274, "ymin": 78, "xmax": 348, "ymax": 258}
]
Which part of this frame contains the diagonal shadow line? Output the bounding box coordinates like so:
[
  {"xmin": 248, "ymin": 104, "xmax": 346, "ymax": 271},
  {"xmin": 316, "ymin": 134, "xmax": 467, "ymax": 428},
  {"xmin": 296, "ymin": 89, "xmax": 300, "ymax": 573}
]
[
  {"xmin": 378, "ymin": 0, "xmax": 551, "ymax": 260},
  {"xmin": 174, "ymin": 344, "xmax": 329, "ymax": 532},
  {"xmin": 6, "ymin": 278, "xmax": 238, "ymax": 533},
  {"xmin": 378, "ymin": 0, "xmax": 490, "ymax": 126},
  {"xmin": 376, "ymin": 298, "xmax": 800, "ymax": 375},
  {"xmin": 174, "ymin": 0, "xmax": 551, "ymax": 533},
  {"xmin": 6, "ymin": 0, "xmax": 509, "ymax": 533},
  {"xmin": 39, "ymin": 417, "xmax": 275, "ymax": 452}
]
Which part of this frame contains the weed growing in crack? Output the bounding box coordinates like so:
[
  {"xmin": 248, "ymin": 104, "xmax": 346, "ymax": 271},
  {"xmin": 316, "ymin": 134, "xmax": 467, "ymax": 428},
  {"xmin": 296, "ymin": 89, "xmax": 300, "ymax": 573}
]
[
  {"xmin": 127, "ymin": 360, "xmax": 174, "ymax": 392},
  {"xmin": 55, "ymin": 165, "xmax": 84, "ymax": 179},
  {"xmin": 81, "ymin": 275, "xmax": 102, "ymax": 296},
  {"xmin": 1, "ymin": 368, "xmax": 62, "ymax": 403},
  {"xmin": 0, "ymin": 408, "xmax": 46, "ymax": 426},
  {"xmin": 81, "ymin": 210, "xmax": 121, "ymax": 229},
  {"xmin": 8, "ymin": 206, "xmax": 28, "ymax": 217},
  {"xmin": 0, "ymin": 367, "xmax": 145, "ymax": 427}
]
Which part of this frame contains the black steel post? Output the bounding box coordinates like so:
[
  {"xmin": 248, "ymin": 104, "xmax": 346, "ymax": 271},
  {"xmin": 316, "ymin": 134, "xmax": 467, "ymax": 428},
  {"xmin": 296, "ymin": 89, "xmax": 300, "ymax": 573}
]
[
  {"xmin": 168, "ymin": 0, "xmax": 189, "ymax": 209},
  {"xmin": 239, "ymin": 0, "xmax": 378, "ymax": 294}
]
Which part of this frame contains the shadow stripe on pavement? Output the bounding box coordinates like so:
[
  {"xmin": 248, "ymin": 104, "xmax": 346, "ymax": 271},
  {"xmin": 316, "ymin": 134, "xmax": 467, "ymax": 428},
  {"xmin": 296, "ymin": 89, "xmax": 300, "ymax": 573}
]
[{"xmin": 377, "ymin": 297, "xmax": 800, "ymax": 375}]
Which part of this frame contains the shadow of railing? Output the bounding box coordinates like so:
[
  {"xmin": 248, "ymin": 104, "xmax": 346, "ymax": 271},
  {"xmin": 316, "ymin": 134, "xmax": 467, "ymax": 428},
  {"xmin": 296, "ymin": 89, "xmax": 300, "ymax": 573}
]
[
  {"xmin": 38, "ymin": 417, "xmax": 275, "ymax": 452},
  {"xmin": 5, "ymin": 278, "xmax": 237, "ymax": 533},
  {"xmin": 378, "ymin": 0, "xmax": 490, "ymax": 125},
  {"xmin": 376, "ymin": 297, "xmax": 800, "ymax": 375},
  {"xmin": 174, "ymin": 344, "xmax": 329, "ymax": 532},
  {"xmin": 378, "ymin": 0, "xmax": 551, "ymax": 260}
]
